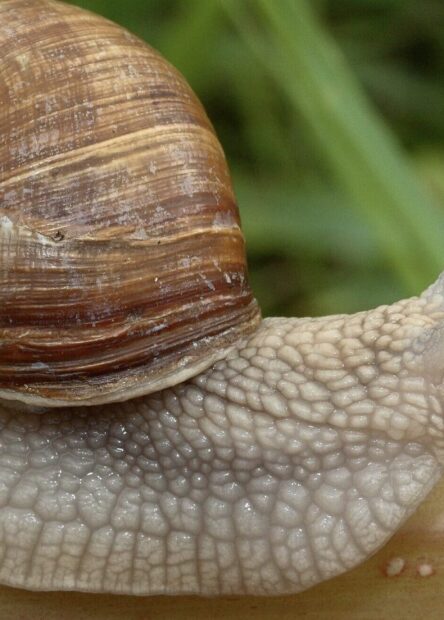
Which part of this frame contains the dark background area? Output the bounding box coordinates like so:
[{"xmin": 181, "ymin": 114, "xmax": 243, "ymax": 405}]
[{"xmin": 66, "ymin": 0, "xmax": 444, "ymax": 318}]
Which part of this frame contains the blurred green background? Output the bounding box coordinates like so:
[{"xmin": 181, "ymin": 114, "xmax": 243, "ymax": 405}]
[{"xmin": 67, "ymin": 0, "xmax": 444, "ymax": 318}]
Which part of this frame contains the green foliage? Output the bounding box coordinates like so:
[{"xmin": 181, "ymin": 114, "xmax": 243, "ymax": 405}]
[{"xmin": 67, "ymin": 0, "xmax": 444, "ymax": 316}]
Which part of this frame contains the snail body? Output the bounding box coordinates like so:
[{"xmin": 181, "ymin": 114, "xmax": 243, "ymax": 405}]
[{"xmin": 1, "ymin": 0, "xmax": 444, "ymax": 596}]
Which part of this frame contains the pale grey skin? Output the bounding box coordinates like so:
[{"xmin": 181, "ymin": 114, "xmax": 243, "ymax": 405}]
[{"xmin": 2, "ymin": 276, "xmax": 444, "ymax": 596}]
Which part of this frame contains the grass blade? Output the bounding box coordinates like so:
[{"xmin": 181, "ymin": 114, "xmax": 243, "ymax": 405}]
[{"xmin": 222, "ymin": 0, "xmax": 444, "ymax": 292}]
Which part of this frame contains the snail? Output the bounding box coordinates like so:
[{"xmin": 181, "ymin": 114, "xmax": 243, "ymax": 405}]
[{"xmin": 1, "ymin": 0, "xmax": 444, "ymax": 598}]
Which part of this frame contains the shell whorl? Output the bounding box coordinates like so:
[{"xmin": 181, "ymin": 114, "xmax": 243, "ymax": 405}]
[{"xmin": 0, "ymin": 0, "xmax": 260, "ymax": 406}]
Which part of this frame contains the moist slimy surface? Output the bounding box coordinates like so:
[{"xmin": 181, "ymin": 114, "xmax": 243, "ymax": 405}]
[{"xmin": 0, "ymin": 311, "xmax": 441, "ymax": 595}]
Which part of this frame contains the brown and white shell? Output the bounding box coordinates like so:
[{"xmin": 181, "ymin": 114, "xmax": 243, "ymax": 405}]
[{"xmin": 0, "ymin": 0, "xmax": 260, "ymax": 407}]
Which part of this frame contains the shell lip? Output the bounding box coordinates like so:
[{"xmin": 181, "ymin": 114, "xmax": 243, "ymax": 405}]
[{"xmin": 0, "ymin": 301, "xmax": 261, "ymax": 408}]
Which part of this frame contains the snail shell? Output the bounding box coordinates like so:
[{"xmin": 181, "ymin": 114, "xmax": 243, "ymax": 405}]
[{"xmin": 0, "ymin": 0, "xmax": 261, "ymax": 408}]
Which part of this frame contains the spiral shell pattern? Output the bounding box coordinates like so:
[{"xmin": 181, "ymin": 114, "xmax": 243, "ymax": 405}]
[{"xmin": 0, "ymin": 0, "xmax": 260, "ymax": 406}]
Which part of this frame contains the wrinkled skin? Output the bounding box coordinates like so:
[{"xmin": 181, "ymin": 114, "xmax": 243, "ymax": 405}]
[{"xmin": 2, "ymin": 277, "xmax": 444, "ymax": 595}]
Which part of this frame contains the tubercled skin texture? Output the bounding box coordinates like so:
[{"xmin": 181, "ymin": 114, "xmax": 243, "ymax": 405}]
[{"xmin": 1, "ymin": 279, "xmax": 444, "ymax": 595}]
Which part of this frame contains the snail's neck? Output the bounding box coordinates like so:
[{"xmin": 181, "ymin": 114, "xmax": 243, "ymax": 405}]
[{"xmin": 184, "ymin": 292, "xmax": 444, "ymax": 460}]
